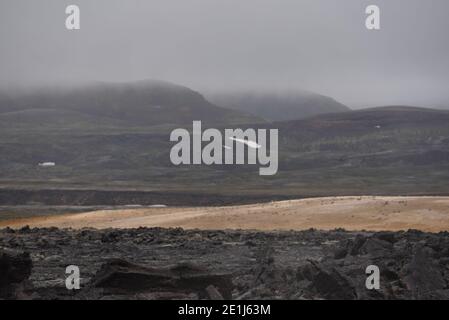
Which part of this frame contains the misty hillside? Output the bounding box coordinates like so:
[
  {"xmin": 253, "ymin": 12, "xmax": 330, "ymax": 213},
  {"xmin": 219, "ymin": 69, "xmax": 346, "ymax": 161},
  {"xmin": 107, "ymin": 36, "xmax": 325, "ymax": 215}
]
[
  {"xmin": 272, "ymin": 106, "xmax": 449, "ymax": 179},
  {"xmin": 0, "ymin": 94, "xmax": 16, "ymax": 114},
  {"xmin": 278, "ymin": 106, "xmax": 449, "ymax": 139},
  {"xmin": 1, "ymin": 103, "xmax": 448, "ymax": 196},
  {"xmin": 207, "ymin": 90, "xmax": 350, "ymax": 121},
  {"xmin": 0, "ymin": 80, "xmax": 259, "ymax": 128}
]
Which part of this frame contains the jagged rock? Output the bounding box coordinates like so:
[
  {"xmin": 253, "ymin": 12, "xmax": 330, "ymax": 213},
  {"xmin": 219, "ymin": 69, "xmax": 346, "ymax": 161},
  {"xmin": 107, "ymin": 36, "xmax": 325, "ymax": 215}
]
[
  {"xmin": 4, "ymin": 227, "xmax": 15, "ymax": 234},
  {"xmin": 91, "ymin": 259, "xmax": 233, "ymax": 299},
  {"xmin": 253, "ymin": 248, "xmax": 277, "ymax": 285},
  {"xmin": 349, "ymin": 235, "xmax": 368, "ymax": 256},
  {"xmin": 382, "ymin": 268, "xmax": 400, "ymax": 281},
  {"xmin": 359, "ymin": 238, "xmax": 393, "ymax": 257},
  {"xmin": 0, "ymin": 248, "xmax": 32, "ymax": 286},
  {"xmin": 1, "ymin": 227, "xmax": 449, "ymax": 300},
  {"xmin": 19, "ymin": 225, "xmax": 31, "ymax": 233},
  {"xmin": 333, "ymin": 248, "xmax": 348, "ymax": 260},
  {"xmin": 206, "ymin": 285, "xmax": 224, "ymax": 300},
  {"xmin": 297, "ymin": 261, "xmax": 356, "ymax": 300},
  {"xmin": 404, "ymin": 246, "xmax": 449, "ymax": 299},
  {"xmin": 375, "ymin": 232, "xmax": 397, "ymax": 244},
  {"xmin": 0, "ymin": 248, "xmax": 33, "ymax": 298},
  {"xmin": 101, "ymin": 231, "xmax": 120, "ymax": 243}
]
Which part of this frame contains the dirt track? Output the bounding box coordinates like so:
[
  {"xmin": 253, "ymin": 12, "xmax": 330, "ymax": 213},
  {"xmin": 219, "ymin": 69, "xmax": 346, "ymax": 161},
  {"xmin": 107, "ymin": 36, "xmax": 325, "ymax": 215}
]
[{"xmin": 2, "ymin": 196, "xmax": 449, "ymax": 232}]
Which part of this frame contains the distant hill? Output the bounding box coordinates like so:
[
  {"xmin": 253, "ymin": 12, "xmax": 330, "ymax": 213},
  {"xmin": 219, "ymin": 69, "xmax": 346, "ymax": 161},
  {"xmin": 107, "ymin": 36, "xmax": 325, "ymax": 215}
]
[
  {"xmin": 207, "ymin": 90, "xmax": 350, "ymax": 121},
  {"xmin": 277, "ymin": 106, "xmax": 449, "ymax": 139},
  {"xmin": 0, "ymin": 80, "xmax": 259, "ymax": 128},
  {"xmin": 0, "ymin": 108, "xmax": 130, "ymax": 130},
  {"xmin": 272, "ymin": 106, "xmax": 449, "ymax": 174},
  {"xmin": 1, "ymin": 98, "xmax": 449, "ymax": 197}
]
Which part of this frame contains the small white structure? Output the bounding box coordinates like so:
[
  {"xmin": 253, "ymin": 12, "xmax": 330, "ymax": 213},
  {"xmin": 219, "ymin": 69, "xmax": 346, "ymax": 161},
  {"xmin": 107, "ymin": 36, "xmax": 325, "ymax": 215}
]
[{"xmin": 38, "ymin": 162, "xmax": 56, "ymax": 167}]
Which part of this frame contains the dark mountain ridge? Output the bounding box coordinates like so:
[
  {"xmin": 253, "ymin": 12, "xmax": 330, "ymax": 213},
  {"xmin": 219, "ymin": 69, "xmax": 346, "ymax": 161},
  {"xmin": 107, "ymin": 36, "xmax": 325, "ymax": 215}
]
[
  {"xmin": 0, "ymin": 80, "xmax": 259, "ymax": 127},
  {"xmin": 207, "ymin": 89, "xmax": 350, "ymax": 121},
  {"xmin": 276, "ymin": 106, "xmax": 449, "ymax": 139},
  {"xmin": 1, "ymin": 96, "xmax": 448, "ymax": 196}
]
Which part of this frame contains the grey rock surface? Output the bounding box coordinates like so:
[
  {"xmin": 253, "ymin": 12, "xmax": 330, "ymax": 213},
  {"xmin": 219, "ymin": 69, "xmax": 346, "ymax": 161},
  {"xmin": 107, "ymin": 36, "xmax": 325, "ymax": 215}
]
[{"xmin": 1, "ymin": 227, "xmax": 449, "ymax": 300}]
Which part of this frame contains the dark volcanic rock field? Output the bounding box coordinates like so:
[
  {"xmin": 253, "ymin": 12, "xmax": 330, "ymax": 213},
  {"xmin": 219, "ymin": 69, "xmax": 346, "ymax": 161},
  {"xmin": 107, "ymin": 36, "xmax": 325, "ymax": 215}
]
[{"xmin": 1, "ymin": 227, "xmax": 449, "ymax": 300}]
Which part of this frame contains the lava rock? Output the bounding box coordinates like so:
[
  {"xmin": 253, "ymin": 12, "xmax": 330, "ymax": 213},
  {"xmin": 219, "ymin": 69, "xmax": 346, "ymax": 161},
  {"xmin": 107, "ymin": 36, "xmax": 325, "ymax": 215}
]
[
  {"xmin": 0, "ymin": 248, "xmax": 33, "ymax": 286},
  {"xmin": 0, "ymin": 248, "xmax": 33, "ymax": 298},
  {"xmin": 297, "ymin": 261, "xmax": 356, "ymax": 300},
  {"xmin": 92, "ymin": 259, "xmax": 233, "ymax": 299},
  {"xmin": 403, "ymin": 246, "xmax": 449, "ymax": 299}
]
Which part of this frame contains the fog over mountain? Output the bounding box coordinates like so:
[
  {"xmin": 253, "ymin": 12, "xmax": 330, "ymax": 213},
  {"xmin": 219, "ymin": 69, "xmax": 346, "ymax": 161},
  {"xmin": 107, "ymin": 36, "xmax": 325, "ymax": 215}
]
[
  {"xmin": 207, "ymin": 89, "xmax": 350, "ymax": 121},
  {"xmin": 1, "ymin": 0, "xmax": 449, "ymax": 108},
  {"xmin": 0, "ymin": 80, "xmax": 259, "ymax": 127}
]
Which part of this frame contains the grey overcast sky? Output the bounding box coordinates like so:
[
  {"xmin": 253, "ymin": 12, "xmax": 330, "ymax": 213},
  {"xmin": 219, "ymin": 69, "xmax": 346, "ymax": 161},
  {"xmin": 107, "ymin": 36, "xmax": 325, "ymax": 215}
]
[{"xmin": 0, "ymin": 0, "xmax": 448, "ymax": 108}]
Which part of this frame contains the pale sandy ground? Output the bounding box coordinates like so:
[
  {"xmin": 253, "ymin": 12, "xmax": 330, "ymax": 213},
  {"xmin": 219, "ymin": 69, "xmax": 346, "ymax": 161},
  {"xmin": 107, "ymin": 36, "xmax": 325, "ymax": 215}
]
[{"xmin": 1, "ymin": 196, "xmax": 449, "ymax": 232}]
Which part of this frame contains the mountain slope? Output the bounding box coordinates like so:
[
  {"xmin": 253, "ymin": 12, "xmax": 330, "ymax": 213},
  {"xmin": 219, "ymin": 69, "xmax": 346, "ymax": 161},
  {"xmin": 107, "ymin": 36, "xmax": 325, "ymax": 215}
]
[
  {"xmin": 207, "ymin": 90, "xmax": 350, "ymax": 121},
  {"xmin": 278, "ymin": 106, "xmax": 449, "ymax": 139},
  {"xmin": 0, "ymin": 104, "xmax": 448, "ymax": 196},
  {"xmin": 0, "ymin": 80, "xmax": 260, "ymax": 128},
  {"xmin": 272, "ymin": 106, "xmax": 449, "ymax": 173}
]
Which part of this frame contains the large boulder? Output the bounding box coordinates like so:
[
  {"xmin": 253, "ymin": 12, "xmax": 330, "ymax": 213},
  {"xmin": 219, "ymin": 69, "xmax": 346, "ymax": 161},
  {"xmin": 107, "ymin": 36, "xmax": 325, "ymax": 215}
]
[
  {"xmin": 297, "ymin": 261, "xmax": 357, "ymax": 300},
  {"xmin": 91, "ymin": 259, "xmax": 233, "ymax": 299},
  {"xmin": 0, "ymin": 248, "xmax": 33, "ymax": 298}
]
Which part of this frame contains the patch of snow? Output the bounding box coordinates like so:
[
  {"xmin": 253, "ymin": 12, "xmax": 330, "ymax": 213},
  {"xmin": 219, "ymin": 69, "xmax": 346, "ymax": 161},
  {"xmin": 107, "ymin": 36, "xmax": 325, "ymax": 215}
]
[
  {"xmin": 38, "ymin": 162, "xmax": 56, "ymax": 167},
  {"xmin": 229, "ymin": 137, "xmax": 261, "ymax": 149}
]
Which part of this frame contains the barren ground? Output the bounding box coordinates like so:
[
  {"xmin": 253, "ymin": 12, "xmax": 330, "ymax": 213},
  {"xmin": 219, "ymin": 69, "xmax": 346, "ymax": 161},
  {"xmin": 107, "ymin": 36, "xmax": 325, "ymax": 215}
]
[{"xmin": 2, "ymin": 196, "xmax": 449, "ymax": 232}]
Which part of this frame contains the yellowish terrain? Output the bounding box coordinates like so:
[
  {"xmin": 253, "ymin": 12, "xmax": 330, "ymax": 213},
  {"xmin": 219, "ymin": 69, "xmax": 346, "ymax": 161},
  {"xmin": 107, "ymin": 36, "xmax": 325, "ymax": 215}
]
[{"xmin": 1, "ymin": 196, "xmax": 449, "ymax": 232}]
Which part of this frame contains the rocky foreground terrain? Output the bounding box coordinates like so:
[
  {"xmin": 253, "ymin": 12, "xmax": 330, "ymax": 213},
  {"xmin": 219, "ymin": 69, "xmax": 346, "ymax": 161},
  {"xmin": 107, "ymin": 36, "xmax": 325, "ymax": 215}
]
[{"xmin": 1, "ymin": 227, "xmax": 449, "ymax": 300}]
